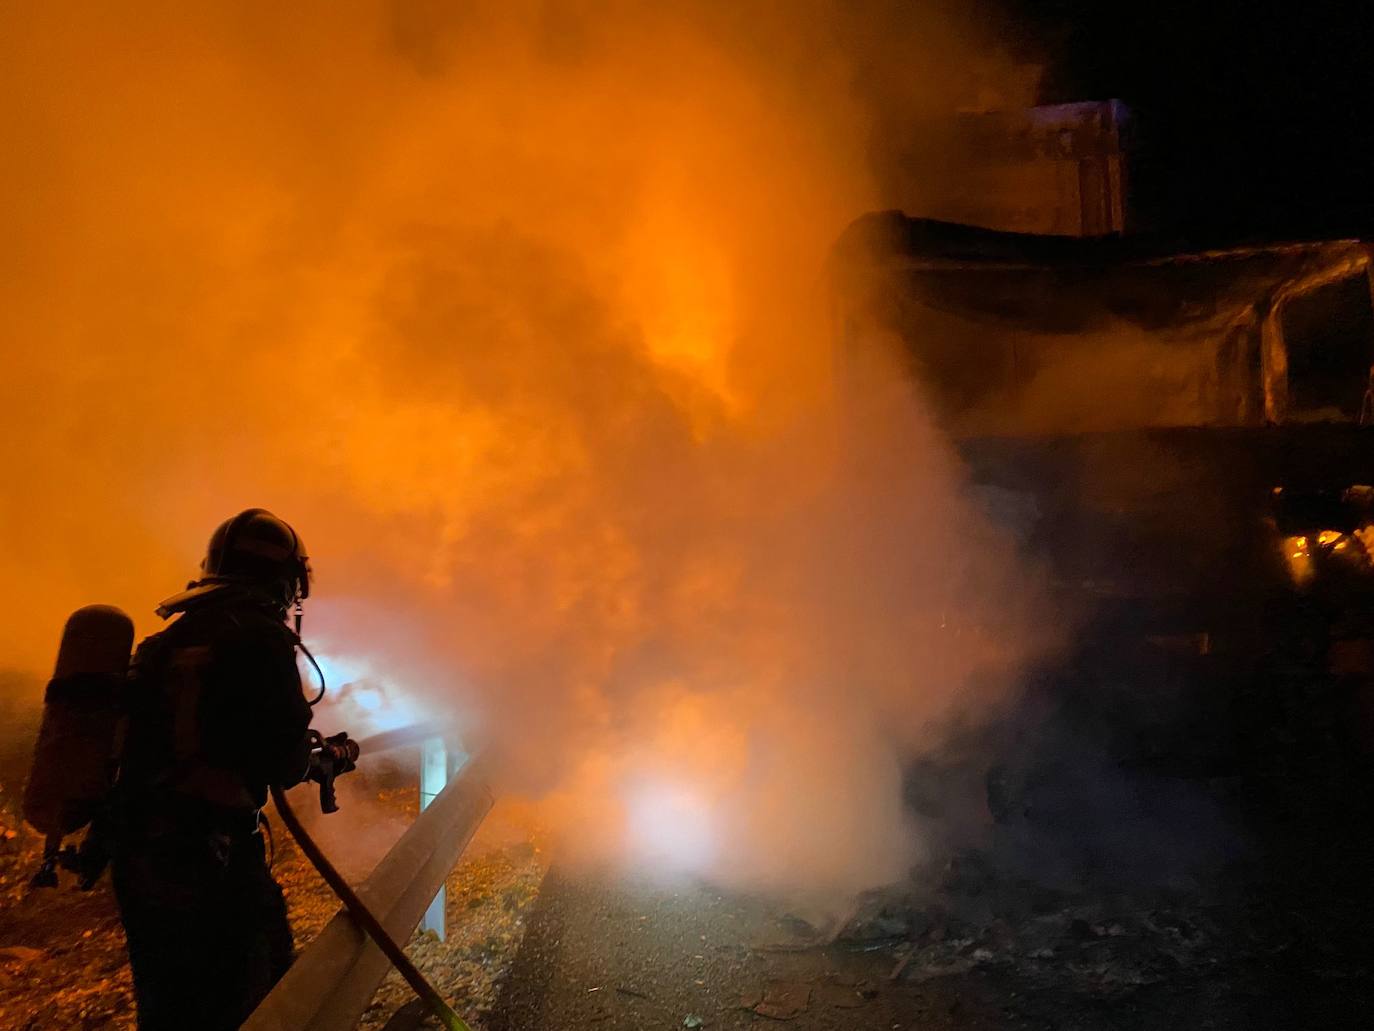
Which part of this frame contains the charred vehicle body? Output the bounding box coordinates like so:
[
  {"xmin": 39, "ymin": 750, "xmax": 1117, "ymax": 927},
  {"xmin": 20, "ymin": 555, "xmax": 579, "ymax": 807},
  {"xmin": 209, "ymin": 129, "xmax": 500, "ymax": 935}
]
[
  {"xmin": 833, "ymin": 212, "xmax": 1373, "ymax": 669},
  {"xmin": 832, "ymin": 213, "xmax": 1374, "ymax": 877}
]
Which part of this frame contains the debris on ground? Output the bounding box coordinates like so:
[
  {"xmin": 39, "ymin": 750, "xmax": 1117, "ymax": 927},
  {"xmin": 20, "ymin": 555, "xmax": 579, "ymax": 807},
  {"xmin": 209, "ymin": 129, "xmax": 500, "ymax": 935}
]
[
  {"xmin": 743, "ymin": 979, "xmax": 812, "ymax": 1020},
  {"xmin": 747, "ymin": 871, "xmax": 1229, "ymax": 1002}
]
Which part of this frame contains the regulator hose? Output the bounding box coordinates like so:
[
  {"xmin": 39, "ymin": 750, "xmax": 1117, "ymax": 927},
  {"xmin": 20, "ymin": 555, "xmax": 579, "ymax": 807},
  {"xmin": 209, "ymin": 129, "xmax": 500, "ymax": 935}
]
[{"xmin": 269, "ymin": 784, "xmax": 472, "ymax": 1031}]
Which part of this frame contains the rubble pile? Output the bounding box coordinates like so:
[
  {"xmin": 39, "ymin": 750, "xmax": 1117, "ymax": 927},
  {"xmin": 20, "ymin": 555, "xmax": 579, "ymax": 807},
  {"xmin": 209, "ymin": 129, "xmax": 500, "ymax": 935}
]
[
  {"xmin": 874, "ymin": 899, "xmax": 1220, "ymax": 993},
  {"xmin": 764, "ymin": 862, "xmax": 1233, "ymax": 1004}
]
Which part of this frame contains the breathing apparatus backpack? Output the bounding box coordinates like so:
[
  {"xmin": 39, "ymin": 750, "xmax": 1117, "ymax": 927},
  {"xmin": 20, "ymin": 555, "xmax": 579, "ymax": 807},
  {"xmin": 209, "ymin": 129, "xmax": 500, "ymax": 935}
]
[
  {"xmin": 20, "ymin": 601, "xmax": 467, "ymax": 1028},
  {"xmin": 23, "ymin": 604, "xmax": 134, "ymax": 887}
]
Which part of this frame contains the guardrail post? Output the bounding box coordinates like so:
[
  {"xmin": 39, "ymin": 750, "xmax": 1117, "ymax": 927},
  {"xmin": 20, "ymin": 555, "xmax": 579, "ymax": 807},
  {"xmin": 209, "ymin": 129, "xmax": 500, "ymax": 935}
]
[{"xmin": 419, "ymin": 736, "xmax": 467, "ymax": 940}]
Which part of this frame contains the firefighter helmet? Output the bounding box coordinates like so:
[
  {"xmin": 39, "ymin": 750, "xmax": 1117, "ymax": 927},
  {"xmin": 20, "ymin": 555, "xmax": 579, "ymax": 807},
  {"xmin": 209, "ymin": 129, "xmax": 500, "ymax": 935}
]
[{"xmin": 202, "ymin": 508, "xmax": 312, "ymax": 605}]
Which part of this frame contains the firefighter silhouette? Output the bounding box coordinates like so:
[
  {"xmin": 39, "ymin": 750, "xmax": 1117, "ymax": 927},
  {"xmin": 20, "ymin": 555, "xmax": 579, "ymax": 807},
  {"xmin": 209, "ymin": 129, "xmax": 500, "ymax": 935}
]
[{"xmin": 111, "ymin": 509, "xmax": 316, "ymax": 1030}]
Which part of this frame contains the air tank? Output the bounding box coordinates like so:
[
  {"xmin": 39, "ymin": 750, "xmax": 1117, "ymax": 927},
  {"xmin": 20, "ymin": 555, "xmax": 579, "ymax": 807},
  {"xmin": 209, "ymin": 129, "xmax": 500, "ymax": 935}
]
[{"xmin": 22, "ymin": 605, "xmax": 134, "ymax": 838}]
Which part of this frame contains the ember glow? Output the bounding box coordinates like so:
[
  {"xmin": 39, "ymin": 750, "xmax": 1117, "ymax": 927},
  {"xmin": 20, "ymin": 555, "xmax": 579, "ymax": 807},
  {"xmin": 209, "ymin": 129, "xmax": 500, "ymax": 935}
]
[
  {"xmin": 1, "ymin": 2, "xmax": 1050, "ymax": 902},
  {"xmin": 1281, "ymin": 526, "xmax": 1374, "ymax": 587}
]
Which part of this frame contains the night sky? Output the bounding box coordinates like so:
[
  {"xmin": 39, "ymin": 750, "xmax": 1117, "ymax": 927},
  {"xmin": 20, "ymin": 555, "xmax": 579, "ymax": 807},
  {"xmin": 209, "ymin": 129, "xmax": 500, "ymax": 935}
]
[{"xmin": 1011, "ymin": 0, "xmax": 1374, "ymax": 241}]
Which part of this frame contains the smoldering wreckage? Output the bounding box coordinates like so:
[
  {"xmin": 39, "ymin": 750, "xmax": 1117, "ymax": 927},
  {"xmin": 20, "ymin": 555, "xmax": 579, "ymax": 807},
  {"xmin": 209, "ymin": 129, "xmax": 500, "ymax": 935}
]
[{"xmin": 5, "ymin": 108, "xmax": 1374, "ymax": 1031}]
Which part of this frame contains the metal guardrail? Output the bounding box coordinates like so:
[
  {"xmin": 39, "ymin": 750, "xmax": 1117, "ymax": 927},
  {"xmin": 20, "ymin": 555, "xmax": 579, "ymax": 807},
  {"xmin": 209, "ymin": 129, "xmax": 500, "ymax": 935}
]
[{"xmin": 242, "ymin": 754, "xmax": 494, "ymax": 1031}]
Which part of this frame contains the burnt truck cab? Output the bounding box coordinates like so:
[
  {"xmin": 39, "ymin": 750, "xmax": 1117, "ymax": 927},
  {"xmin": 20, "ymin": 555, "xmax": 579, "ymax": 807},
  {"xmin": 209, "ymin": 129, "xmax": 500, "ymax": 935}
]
[{"xmin": 831, "ymin": 213, "xmax": 1374, "ymax": 764}]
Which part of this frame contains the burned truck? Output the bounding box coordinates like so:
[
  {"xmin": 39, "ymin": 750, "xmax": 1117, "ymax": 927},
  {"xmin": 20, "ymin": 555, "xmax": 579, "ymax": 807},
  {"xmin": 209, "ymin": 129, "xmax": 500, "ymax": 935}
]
[
  {"xmin": 833, "ymin": 213, "xmax": 1373, "ymax": 648},
  {"xmin": 832, "ymin": 212, "xmax": 1374, "ymax": 813}
]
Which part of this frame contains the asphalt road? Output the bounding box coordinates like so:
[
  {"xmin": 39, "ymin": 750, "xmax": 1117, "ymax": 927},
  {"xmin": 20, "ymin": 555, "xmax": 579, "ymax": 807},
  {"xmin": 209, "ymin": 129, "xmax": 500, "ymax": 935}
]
[
  {"xmin": 481, "ymin": 863, "xmax": 1374, "ymax": 1031},
  {"xmin": 375, "ymin": 864, "xmax": 1020, "ymax": 1031},
  {"xmin": 486, "ymin": 866, "xmax": 948, "ymax": 1031}
]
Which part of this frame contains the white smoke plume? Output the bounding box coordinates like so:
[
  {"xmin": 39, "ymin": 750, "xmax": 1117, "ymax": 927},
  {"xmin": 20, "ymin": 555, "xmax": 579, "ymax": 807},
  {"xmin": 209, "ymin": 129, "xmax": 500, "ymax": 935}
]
[{"xmin": 0, "ymin": 1, "xmax": 1052, "ymax": 904}]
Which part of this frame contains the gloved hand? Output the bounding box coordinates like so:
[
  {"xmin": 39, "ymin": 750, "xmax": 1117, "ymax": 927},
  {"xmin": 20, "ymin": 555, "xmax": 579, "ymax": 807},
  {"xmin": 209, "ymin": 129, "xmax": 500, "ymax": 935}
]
[{"xmin": 306, "ymin": 730, "xmax": 360, "ymax": 814}]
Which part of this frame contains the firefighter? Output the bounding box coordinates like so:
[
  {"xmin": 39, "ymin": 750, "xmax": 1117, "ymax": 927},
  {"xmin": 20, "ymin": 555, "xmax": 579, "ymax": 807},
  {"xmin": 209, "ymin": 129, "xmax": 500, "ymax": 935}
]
[{"xmin": 111, "ymin": 509, "xmax": 316, "ymax": 1031}]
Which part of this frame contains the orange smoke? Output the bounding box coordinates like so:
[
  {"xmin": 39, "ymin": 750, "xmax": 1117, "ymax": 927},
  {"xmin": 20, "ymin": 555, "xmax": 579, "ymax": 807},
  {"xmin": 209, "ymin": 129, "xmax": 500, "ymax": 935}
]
[{"xmin": 1, "ymin": 2, "xmax": 1048, "ymax": 902}]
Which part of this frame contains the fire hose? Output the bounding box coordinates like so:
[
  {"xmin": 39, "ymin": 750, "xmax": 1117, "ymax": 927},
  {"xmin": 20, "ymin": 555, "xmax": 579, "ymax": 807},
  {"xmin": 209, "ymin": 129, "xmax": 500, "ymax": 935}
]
[
  {"xmin": 272, "ymin": 733, "xmax": 473, "ymax": 1031},
  {"xmin": 270, "ymin": 784, "xmax": 471, "ymax": 1031}
]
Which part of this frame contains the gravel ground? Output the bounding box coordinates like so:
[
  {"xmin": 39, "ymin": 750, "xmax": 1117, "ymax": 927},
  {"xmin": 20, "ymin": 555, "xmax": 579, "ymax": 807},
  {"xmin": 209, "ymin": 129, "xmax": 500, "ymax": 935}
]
[
  {"xmin": 0, "ymin": 774, "xmax": 545, "ymax": 1031},
  {"xmin": 0, "ymin": 780, "xmax": 141, "ymax": 1031},
  {"xmin": 487, "ymin": 866, "xmax": 935, "ymax": 1031},
  {"xmin": 357, "ymin": 801, "xmax": 549, "ymax": 1031}
]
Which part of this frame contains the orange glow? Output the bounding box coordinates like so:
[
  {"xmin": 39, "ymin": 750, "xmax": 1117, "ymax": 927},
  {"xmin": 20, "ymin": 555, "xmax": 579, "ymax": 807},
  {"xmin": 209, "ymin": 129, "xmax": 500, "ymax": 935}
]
[
  {"xmin": 0, "ymin": 2, "xmax": 1044, "ymax": 902},
  {"xmin": 1284, "ymin": 536, "xmax": 1314, "ymax": 586},
  {"xmin": 1358, "ymin": 526, "xmax": 1374, "ymax": 564},
  {"xmin": 1282, "ymin": 527, "xmax": 1374, "ymax": 585}
]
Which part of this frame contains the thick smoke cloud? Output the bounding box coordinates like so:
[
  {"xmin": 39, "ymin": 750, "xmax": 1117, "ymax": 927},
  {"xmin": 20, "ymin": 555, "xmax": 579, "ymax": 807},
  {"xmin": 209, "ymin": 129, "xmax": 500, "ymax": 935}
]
[{"xmin": 1, "ymin": 1, "xmax": 1049, "ymax": 903}]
